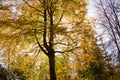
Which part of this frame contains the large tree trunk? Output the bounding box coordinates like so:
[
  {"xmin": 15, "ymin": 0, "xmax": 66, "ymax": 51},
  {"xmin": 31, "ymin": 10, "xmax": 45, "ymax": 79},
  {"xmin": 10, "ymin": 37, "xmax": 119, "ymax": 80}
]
[{"xmin": 48, "ymin": 53, "xmax": 56, "ymax": 80}]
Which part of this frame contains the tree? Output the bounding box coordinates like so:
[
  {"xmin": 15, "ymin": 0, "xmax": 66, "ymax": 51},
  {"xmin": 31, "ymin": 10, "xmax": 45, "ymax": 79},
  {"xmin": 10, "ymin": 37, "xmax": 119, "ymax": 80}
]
[
  {"xmin": 94, "ymin": 0, "xmax": 120, "ymax": 79},
  {"xmin": 95, "ymin": 0, "xmax": 120, "ymax": 63},
  {"xmin": 71, "ymin": 19, "xmax": 105, "ymax": 80},
  {"xmin": 0, "ymin": 0, "xmax": 88, "ymax": 79}
]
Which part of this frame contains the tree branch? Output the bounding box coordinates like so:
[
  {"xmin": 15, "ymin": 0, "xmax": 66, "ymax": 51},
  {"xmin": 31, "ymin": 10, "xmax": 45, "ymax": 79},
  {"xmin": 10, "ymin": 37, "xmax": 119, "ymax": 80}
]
[
  {"xmin": 55, "ymin": 47, "xmax": 79, "ymax": 54},
  {"xmin": 23, "ymin": 0, "xmax": 43, "ymax": 14},
  {"xmin": 35, "ymin": 35, "xmax": 48, "ymax": 56}
]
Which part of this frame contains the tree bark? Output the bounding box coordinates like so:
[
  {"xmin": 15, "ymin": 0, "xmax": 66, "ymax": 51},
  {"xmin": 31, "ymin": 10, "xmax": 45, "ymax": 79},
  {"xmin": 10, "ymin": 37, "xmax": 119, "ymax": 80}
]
[{"xmin": 48, "ymin": 52, "xmax": 56, "ymax": 80}]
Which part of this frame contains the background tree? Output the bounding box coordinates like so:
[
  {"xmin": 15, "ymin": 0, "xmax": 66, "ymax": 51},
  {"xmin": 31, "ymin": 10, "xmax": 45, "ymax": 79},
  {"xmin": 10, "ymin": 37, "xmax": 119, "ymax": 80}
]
[
  {"xmin": 71, "ymin": 19, "xmax": 105, "ymax": 80},
  {"xmin": 94, "ymin": 0, "xmax": 120, "ymax": 79},
  {"xmin": 95, "ymin": 0, "xmax": 120, "ymax": 63}
]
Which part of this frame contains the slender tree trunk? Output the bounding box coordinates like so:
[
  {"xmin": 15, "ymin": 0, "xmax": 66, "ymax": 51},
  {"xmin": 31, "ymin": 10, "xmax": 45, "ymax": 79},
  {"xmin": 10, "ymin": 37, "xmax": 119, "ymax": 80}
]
[{"xmin": 48, "ymin": 52, "xmax": 56, "ymax": 80}]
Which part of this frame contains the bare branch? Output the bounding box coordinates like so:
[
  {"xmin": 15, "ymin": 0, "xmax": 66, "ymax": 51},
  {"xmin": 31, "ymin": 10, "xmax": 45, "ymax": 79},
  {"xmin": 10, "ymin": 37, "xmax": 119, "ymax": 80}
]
[
  {"xmin": 35, "ymin": 35, "xmax": 48, "ymax": 56},
  {"xmin": 22, "ymin": 46, "xmax": 39, "ymax": 53},
  {"xmin": 55, "ymin": 47, "xmax": 80, "ymax": 54},
  {"xmin": 55, "ymin": 13, "xmax": 64, "ymax": 28}
]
